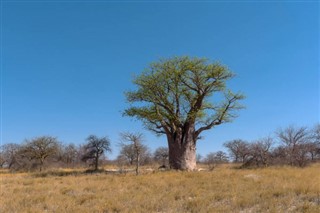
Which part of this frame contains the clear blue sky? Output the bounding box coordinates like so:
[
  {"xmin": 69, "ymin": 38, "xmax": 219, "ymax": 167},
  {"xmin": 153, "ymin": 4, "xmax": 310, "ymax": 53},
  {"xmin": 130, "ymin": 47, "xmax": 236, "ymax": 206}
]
[{"xmin": 1, "ymin": 1, "xmax": 319, "ymax": 159}]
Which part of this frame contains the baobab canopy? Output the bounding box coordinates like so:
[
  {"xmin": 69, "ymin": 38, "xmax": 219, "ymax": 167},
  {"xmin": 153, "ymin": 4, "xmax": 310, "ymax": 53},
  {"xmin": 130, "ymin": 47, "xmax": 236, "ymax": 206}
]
[{"xmin": 124, "ymin": 56, "xmax": 245, "ymax": 170}]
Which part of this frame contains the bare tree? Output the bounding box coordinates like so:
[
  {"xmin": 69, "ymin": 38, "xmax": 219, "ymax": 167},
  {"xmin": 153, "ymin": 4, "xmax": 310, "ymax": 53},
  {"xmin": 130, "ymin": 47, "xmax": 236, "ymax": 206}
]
[
  {"xmin": 118, "ymin": 143, "xmax": 151, "ymax": 166},
  {"xmin": 276, "ymin": 125, "xmax": 311, "ymax": 167},
  {"xmin": 224, "ymin": 139, "xmax": 250, "ymax": 163},
  {"xmin": 294, "ymin": 143, "xmax": 313, "ymax": 167},
  {"xmin": 271, "ymin": 146, "xmax": 287, "ymax": 165},
  {"xmin": 118, "ymin": 144, "xmax": 136, "ymax": 165},
  {"xmin": 303, "ymin": 142, "xmax": 318, "ymax": 161},
  {"xmin": 61, "ymin": 143, "xmax": 79, "ymax": 168},
  {"xmin": 120, "ymin": 132, "xmax": 144, "ymax": 175},
  {"xmin": 196, "ymin": 153, "xmax": 203, "ymax": 164},
  {"xmin": 0, "ymin": 143, "xmax": 21, "ymax": 169},
  {"xmin": 81, "ymin": 135, "xmax": 111, "ymax": 171},
  {"xmin": 115, "ymin": 154, "xmax": 128, "ymax": 169},
  {"xmin": 243, "ymin": 137, "xmax": 273, "ymax": 167},
  {"xmin": 312, "ymin": 124, "xmax": 320, "ymax": 143},
  {"xmin": 0, "ymin": 151, "xmax": 5, "ymax": 168},
  {"xmin": 20, "ymin": 136, "xmax": 60, "ymax": 171},
  {"xmin": 154, "ymin": 147, "xmax": 169, "ymax": 166},
  {"xmin": 310, "ymin": 124, "xmax": 320, "ymax": 160},
  {"xmin": 204, "ymin": 151, "xmax": 228, "ymax": 170}
]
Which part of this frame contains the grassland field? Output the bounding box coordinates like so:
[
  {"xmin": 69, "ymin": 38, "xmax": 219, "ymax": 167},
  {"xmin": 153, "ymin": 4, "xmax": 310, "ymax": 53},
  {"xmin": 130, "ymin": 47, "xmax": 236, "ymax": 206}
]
[{"xmin": 0, "ymin": 164, "xmax": 319, "ymax": 213}]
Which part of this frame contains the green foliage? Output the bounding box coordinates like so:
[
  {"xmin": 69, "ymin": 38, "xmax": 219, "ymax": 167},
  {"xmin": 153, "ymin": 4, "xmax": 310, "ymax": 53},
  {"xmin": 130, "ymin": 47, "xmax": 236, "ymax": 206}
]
[{"xmin": 125, "ymin": 56, "xmax": 245, "ymax": 137}]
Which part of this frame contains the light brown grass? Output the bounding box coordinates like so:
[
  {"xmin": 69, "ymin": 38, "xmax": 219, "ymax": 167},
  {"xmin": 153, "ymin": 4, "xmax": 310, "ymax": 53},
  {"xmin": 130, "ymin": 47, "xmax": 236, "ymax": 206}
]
[{"xmin": 0, "ymin": 164, "xmax": 319, "ymax": 213}]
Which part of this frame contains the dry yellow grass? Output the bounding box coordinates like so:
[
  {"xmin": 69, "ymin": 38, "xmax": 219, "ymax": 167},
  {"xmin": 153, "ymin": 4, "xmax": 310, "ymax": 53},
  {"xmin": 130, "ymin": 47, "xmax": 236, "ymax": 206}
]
[{"xmin": 1, "ymin": 164, "xmax": 319, "ymax": 213}]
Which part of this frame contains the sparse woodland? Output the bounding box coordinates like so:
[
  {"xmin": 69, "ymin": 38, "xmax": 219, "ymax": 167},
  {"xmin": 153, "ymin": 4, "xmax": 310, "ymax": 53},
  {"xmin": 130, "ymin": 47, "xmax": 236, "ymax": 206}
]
[
  {"xmin": 1, "ymin": 124, "xmax": 319, "ymax": 172},
  {"xmin": 1, "ymin": 57, "xmax": 319, "ymax": 172},
  {"xmin": 1, "ymin": 58, "xmax": 318, "ymax": 213},
  {"xmin": 1, "ymin": 127, "xmax": 320, "ymax": 213}
]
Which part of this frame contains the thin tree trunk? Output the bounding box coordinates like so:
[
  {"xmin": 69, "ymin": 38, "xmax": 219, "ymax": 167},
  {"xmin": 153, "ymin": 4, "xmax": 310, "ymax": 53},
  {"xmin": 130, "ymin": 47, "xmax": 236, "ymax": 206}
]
[
  {"xmin": 136, "ymin": 154, "xmax": 140, "ymax": 175},
  {"xmin": 95, "ymin": 153, "xmax": 99, "ymax": 171},
  {"xmin": 39, "ymin": 158, "xmax": 44, "ymax": 172}
]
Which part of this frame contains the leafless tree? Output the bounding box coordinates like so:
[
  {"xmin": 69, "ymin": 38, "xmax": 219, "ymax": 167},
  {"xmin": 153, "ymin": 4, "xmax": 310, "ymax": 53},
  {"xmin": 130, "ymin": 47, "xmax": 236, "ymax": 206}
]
[
  {"xmin": 0, "ymin": 151, "xmax": 5, "ymax": 168},
  {"xmin": 310, "ymin": 124, "xmax": 320, "ymax": 160},
  {"xmin": 276, "ymin": 125, "xmax": 312, "ymax": 167},
  {"xmin": 294, "ymin": 143, "xmax": 313, "ymax": 167},
  {"xmin": 312, "ymin": 124, "xmax": 320, "ymax": 143},
  {"xmin": 154, "ymin": 147, "xmax": 169, "ymax": 166},
  {"xmin": 196, "ymin": 154, "xmax": 203, "ymax": 164},
  {"xmin": 224, "ymin": 139, "xmax": 250, "ymax": 163},
  {"xmin": 81, "ymin": 135, "xmax": 111, "ymax": 171},
  {"xmin": 60, "ymin": 143, "xmax": 79, "ymax": 168},
  {"xmin": 0, "ymin": 143, "xmax": 21, "ymax": 169},
  {"xmin": 120, "ymin": 132, "xmax": 144, "ymax": 175},
  {"xmin": 270, "ymin": 146, "xmax": 287, "ymax": 165},
  {"xmin": 304, "ymin": 142, "xmax": 318, "ymax": 161},
  {"xmin": 205, "ymin": 151, "xmax": 229, "ymax": 170},
  {"xmin": 118, "ymin": 144, "xmax": 136, "ymax": 165},
  {"xmin": 243, "ymin": 137, "xmax": 273, "ymax": 167},
  {"xmin": 115, "ymin": 154, "xmax": 128, "ymax": 169},
  {"xmin": 118, "ymin": 143, "xmax": 151, "ymax": 166},
  {"xmin": 19, "ymin": 136, "xmax": 60, "ymax": 171}
]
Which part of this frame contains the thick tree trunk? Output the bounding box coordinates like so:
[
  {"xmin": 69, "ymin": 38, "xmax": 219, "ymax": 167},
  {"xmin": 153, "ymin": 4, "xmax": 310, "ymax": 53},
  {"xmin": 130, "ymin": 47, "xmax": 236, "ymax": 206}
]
[{"xmin": 167, "ymin": 126, "xmax": 197, "ymax": 170}]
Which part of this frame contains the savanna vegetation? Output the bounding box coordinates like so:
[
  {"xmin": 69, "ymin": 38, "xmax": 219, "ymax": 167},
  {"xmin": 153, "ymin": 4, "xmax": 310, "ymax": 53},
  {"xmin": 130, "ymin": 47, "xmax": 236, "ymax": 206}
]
[
  {"xmin": 1, "ymin": 124, "xmax": 319, "ymax": 172},
  {"xmin": 0, "ymin": 123, "xmax": 319, "ymax": 212},
  {"xmin": 1, "ymin": 56, "xmax": 319, "ymax": 212},
  {"xmin": 0, "ymin": 164, "xmax": 319, "ymax": 213}
]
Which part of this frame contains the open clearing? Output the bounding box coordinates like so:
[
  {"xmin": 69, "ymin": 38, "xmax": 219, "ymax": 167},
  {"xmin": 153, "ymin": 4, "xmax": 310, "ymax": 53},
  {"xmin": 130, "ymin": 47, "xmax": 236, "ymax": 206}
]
[{"xmin": 1, "ymin": 164, "xmax": 319, "ymax": 213}]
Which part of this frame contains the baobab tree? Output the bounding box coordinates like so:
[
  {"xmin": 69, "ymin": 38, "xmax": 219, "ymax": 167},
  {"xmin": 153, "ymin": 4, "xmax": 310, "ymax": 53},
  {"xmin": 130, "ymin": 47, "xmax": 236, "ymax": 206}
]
[{"xmin": 125, "ymin": 56, "xmax": 244, "ymax": 170}]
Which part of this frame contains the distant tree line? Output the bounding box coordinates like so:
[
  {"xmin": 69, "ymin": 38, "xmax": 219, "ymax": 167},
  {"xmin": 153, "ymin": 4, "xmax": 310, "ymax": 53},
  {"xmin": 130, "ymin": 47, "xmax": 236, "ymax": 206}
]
[
  {"xmin": 1, "ymin": 124, "xmax": 319, "ymax": 172},
  {"xmin": 0, "ymin": 132, "xmax": 170, "ymax": 172},
  {"xmin": 222, "ymin": 124, "xmax": 320, "ymax": 168},
  {"xmin": 0, "ymin": 135, "xmax": 112, "ymax": 172}
]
